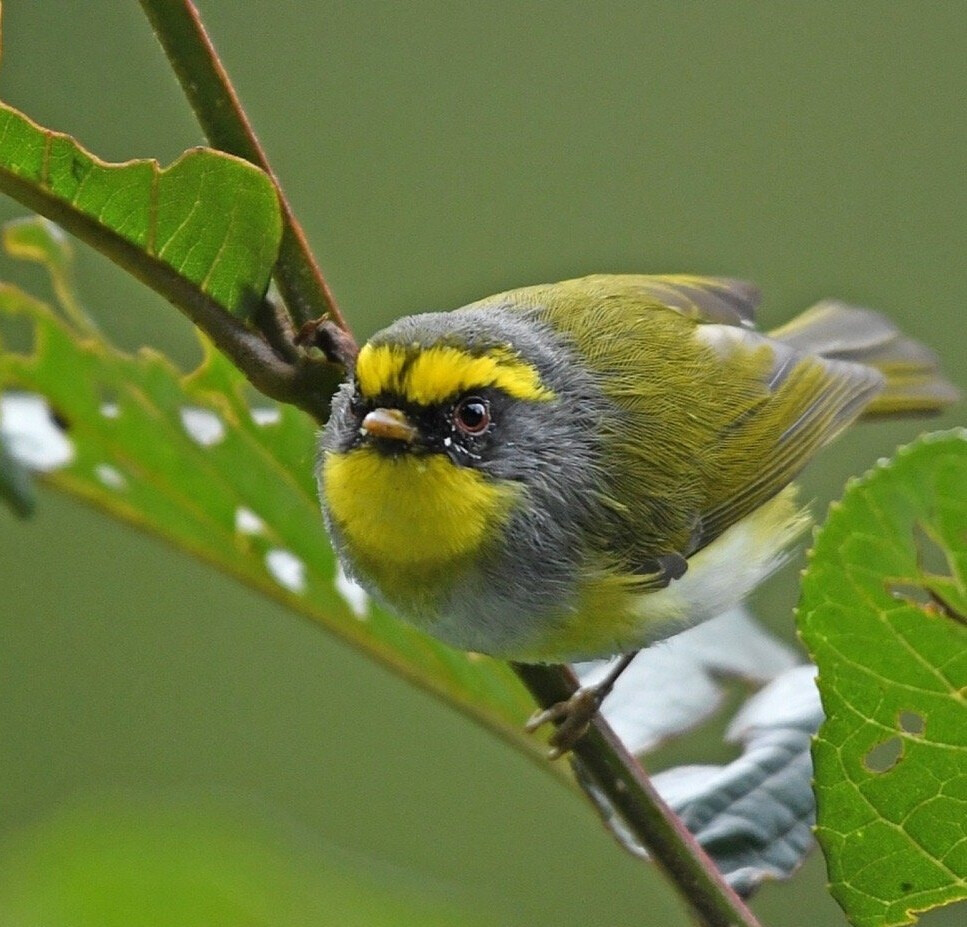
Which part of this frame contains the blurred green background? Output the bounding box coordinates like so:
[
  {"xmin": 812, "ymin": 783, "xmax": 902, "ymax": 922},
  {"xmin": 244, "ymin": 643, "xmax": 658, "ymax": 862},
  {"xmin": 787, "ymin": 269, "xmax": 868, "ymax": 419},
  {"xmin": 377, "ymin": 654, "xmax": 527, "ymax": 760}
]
[{"xmin": 1, "ymin": 2, "xmax": 964, "ymax": 924}]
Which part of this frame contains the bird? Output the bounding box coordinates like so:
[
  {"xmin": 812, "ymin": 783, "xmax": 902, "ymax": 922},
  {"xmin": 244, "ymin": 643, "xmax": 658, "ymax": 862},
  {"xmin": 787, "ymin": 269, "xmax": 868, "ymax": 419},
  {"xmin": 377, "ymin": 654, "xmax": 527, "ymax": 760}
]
[{"xmin": 318, "ymin": 275, "xmax": 957, "ymax": 753}]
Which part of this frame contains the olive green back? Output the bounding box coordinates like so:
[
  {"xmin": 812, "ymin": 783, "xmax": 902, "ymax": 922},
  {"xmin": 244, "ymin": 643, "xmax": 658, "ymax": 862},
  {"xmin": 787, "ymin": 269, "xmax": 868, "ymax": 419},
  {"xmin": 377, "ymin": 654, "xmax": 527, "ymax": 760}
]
[{"xmin": 484, "ymin": 275, "xmax": 923, "ymax": 565}]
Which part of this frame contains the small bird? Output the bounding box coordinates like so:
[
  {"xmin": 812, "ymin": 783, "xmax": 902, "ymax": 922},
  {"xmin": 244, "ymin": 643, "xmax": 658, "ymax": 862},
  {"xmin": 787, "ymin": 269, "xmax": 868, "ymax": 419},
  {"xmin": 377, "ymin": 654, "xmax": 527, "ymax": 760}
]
[{"xmin": 319, "ymin": 275, "xmax": 957, "ymax": 750}]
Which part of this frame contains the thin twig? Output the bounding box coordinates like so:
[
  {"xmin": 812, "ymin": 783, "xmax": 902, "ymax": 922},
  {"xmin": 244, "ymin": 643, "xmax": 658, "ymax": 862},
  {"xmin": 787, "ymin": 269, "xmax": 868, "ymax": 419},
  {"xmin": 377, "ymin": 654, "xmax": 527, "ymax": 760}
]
[
  {"xmin": 138, "ymin": 0, "xmax": 350, "ymax": 335},
  {"xmin": 513, "ymin": 663, "xmax": 764, "ymax": 927}
]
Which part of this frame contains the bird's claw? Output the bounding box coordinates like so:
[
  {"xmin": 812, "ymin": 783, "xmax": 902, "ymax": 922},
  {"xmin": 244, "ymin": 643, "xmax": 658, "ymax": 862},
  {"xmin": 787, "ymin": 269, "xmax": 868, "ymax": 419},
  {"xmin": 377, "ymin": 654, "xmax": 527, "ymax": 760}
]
[{"xmin": 525, "ymin": 687, "xmax": 604, "ymax": 760}]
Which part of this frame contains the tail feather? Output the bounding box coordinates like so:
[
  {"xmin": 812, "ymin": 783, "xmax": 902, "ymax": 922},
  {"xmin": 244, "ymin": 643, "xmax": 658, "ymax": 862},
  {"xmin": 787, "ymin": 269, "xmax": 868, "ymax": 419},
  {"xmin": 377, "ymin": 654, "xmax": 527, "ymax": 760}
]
[{"xmin": 769, "ymin": 300, "xmax": 960, "ymax": 418}]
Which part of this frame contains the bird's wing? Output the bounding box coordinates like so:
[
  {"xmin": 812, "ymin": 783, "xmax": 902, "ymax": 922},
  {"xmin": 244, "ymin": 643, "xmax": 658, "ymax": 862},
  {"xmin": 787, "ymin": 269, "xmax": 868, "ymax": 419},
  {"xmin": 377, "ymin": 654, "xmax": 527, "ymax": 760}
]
[
  {"xmin": 688, "ymin": 328, "xmax": 885, "ymax": 549},
  {"xmin": 525, "ymin": 275, "xmax": 885, "ymax": 565}
]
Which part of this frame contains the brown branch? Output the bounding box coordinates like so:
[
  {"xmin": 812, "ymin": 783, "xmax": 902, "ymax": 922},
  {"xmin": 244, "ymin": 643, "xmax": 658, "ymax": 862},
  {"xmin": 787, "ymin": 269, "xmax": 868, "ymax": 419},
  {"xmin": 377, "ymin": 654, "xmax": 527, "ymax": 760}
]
[
  {"xmin": 138, "ymin": 0, "xmax": 350, "ymax": 336},
  {"xmin": 513, "ymin": 663, "xmax": 764, "ymax": 927}
]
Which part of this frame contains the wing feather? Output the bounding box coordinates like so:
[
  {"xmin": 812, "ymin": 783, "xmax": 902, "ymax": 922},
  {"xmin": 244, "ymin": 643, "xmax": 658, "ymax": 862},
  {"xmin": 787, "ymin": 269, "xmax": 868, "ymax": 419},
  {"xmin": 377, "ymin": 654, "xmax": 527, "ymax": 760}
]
[
  {"xmin": 519, "ymin": 276, "xmax": 887, "ymax": 566},
  {"xmin": 694, "ymin": 344, "xmax": 884, "ymax": 547}
]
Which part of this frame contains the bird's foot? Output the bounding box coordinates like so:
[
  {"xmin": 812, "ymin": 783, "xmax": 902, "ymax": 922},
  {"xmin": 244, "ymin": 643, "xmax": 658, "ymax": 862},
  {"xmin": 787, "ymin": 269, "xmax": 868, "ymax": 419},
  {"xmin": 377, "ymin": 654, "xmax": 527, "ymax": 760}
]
[{"xmin": 525, "ymin": 686, "xmax": 604, "ymax": 760}]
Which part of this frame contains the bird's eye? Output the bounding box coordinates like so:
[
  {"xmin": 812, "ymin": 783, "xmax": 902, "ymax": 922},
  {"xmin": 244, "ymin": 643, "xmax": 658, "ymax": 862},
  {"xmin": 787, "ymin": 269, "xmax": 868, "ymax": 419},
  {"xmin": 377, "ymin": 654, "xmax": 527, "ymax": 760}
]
[{"xmin": 452, "ymin": 395, "xmax": 491, "ymax": 435}]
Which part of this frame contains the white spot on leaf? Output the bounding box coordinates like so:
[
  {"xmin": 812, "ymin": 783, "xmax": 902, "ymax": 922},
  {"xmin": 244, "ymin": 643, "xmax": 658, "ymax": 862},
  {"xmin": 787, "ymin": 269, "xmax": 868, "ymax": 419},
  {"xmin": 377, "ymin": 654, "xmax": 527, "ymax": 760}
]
[
  {"xmin": 266, "ymin": 548, "xmax": 306, "ymax": 594},
  {"xmin": 251, "ymin": 406, "xmax": 281, "ymax": 426},
  {"xmin": 234, "ymin": 506, "xmax": 265, "ymax": 535},
  {"xmin": 95, "ymin": 463, "xmax": 127, "ymax": 490},
  {"xmin": 335, "ymin": 564, "xmax": 369, "ymax": 618},
  {"xmin": 180, "ymin": 406, "xmax": 226, "ymax": 446},
  {"xmin": 0, "ymin": 392, "xmax": 74, "ymax": 470}
]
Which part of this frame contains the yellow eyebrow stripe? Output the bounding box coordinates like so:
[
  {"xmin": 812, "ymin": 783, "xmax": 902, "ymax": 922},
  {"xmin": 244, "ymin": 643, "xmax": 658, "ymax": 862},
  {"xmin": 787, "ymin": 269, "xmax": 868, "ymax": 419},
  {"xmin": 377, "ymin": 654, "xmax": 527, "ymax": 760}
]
[{"xmin": 355, "ymin": 343, "xmax": 555, "ymax": 404}]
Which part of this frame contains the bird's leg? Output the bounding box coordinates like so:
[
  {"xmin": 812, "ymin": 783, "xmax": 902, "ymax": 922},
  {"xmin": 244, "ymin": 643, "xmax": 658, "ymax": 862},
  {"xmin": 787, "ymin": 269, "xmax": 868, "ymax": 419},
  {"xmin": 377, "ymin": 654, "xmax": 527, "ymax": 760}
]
[{"xmin": 525, "ymin": 650, "xmax": 639, "ymax": 759}]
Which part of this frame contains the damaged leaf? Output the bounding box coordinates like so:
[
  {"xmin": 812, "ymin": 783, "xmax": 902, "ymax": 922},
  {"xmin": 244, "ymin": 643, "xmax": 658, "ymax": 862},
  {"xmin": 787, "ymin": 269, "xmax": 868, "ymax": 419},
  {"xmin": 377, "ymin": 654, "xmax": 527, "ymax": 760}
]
[
  {"xmin": 0, "ymin": 101, "xmax": 281, "ymax": 319},
  {"xmin": 0, "ymin": 218, "xmax": 535, "ymax": 757},
  {"xmin": 799, "ymin": 430, "xmax": 967, "ymax": 927}
]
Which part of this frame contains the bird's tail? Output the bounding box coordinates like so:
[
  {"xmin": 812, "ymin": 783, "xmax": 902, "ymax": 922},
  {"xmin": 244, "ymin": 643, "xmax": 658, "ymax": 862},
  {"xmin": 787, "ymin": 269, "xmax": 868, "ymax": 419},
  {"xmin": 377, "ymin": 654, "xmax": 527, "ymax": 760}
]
[{"xmin": 769, "ymin": 299, "xmax": 960, "ymax": 418}]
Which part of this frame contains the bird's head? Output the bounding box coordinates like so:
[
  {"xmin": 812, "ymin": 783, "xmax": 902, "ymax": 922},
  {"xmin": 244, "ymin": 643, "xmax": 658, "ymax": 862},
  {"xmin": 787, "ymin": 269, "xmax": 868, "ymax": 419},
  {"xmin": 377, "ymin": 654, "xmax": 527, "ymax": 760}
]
[{"xmin": 319, "ymin": 306, "xmax": 593, "ymax": 618}]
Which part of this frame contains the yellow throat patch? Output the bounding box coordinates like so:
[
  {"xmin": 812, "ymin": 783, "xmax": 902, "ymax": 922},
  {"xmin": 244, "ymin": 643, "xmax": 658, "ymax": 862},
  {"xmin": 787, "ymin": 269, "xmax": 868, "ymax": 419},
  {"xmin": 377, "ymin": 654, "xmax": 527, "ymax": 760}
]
[
  {"xmin": 326, "ymin": 340, "xmax": 549, "ymax": 602},
  {"xmin": 354, "ymin": 342, "xmax": 554, "ymax": 405},
  {"xmin": 323, "ymin": 447, "xmax": 520, "ymax": 571}
]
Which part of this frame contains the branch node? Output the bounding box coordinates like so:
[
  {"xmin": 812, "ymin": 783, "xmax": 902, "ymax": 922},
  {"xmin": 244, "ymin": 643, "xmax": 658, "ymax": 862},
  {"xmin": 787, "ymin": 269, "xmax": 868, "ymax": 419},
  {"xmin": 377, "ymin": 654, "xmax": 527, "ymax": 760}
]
[{"xmin": 297, "ymin": 317, "xmax": 359, "ymax": 369}]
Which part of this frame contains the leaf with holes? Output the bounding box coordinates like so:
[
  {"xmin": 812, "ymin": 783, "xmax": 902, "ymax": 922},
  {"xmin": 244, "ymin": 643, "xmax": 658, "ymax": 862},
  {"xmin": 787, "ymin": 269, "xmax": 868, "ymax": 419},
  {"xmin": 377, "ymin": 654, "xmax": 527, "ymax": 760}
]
[
  {"xmin": 0, "ymin": 217, "xmax": 535, "ymax": 759},
  {"xmin": 798, "ymin": 430, "xmax": 967, "ymax": 927},
  {"xmin": 0, "ymin": 100, "xmax": 281, "ymax": 319}
]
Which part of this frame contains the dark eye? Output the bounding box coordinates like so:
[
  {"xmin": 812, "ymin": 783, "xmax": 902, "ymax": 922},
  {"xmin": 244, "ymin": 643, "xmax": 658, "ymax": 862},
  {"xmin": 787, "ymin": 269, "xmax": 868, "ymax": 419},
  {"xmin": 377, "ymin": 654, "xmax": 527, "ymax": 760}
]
[{"xmin": 452, "ymin": 395, "xmax": 491, "ymax": 435}]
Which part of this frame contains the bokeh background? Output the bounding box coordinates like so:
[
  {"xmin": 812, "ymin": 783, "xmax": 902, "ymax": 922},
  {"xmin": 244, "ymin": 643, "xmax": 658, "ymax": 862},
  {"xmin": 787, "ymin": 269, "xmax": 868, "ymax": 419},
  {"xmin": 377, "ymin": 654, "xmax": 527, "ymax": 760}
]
[{"xmin": 1, "ymin": 3, "xmax": 964, "ymax": 924}]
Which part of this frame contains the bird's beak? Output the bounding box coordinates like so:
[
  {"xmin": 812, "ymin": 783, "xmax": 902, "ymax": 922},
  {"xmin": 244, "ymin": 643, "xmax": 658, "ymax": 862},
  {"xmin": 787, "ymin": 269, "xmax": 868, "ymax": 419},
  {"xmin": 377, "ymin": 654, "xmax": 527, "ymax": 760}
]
[{"xmin": 361, "ymin": 408, "xmax": 419, "ymax": 444}]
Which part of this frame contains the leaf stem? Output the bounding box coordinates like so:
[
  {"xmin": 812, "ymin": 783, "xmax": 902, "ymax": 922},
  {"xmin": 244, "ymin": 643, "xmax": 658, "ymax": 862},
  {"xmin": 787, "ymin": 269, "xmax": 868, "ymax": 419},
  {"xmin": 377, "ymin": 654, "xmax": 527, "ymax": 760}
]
[
  {"xmin": 513, "ymin": 663, "xmax": 764, "ymax": 927},
  {"xmin": 138, "ymin": 0, "xmax": 349, "ymax": 335}
]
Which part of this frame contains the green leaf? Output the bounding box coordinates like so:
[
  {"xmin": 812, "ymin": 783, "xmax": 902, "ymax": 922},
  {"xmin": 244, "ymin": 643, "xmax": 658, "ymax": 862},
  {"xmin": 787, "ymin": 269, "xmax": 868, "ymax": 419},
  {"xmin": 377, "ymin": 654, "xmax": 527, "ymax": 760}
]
[
  {"xmin": 0, "ymin": 797, "xmax": 494, "ymax": 927},
  {"xmin": 0, "ymin": 100, "xmax": 281, "ymax": 319},
  {"xmin": 799, "ymin": 430, "xmax": 967, "ymax": 927},
  {"xmin": 0, "ymin": 218, "xmax": 537, "ymax": 759}
]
